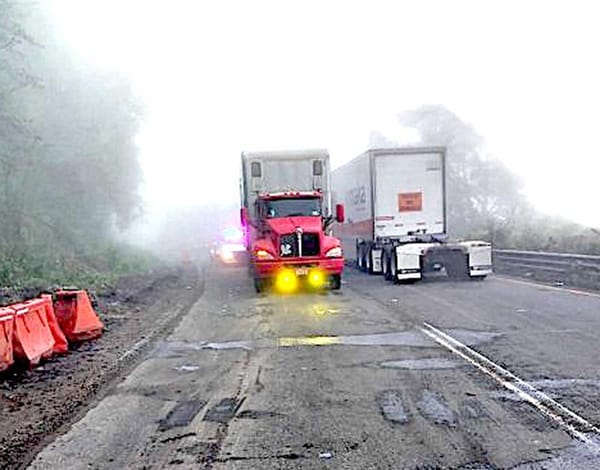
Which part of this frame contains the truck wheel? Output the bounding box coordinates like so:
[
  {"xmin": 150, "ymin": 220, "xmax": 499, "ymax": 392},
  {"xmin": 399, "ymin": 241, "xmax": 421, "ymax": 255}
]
[
  {"xmin": 366, "ymin": 249, "xmax": 374, "ymax": 274},
  {"xmin": 382, "ymin": 252, "xmax": 389, "ymax": 280},
  {"xmin": 384, "ymin": 253, "xmax": 393, "ymax": 281},
  {"xmin": 253, "ymin": 278, "xmax": 265, "ymax": 293},
  {"xmin": 330, "ymin": 274, "xmax": 342, "ymax": 290},
  {"xmin": 390, "ymin": 253, "xmax": 399, "ymax": 284}
]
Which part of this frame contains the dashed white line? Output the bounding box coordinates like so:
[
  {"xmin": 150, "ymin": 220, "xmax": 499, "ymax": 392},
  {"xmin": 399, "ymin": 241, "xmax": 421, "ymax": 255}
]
[{"xmin": 421, "ymin": 321, "xmax": 600, "ymax": 452}]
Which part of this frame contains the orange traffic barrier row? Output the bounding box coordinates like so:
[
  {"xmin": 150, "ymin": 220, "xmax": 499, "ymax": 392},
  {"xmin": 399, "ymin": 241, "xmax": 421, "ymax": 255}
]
[
  {"xmin": 12, "ymin": 300, "xmax": 56, "ymax": 366},
  {"xmin": 54, "ymin": 290, "xmax": 104, "ymax": 342},
  {"xmin": 0, "ymin": 290, "xmax": 103, "ymax": 371},
  {"xmin": 40, "ymin": 295, "xmax": 69, "ymax": 354},
  {"xmin": 0, "ymin": 307, "xmax": 15, "ymax": 372}
]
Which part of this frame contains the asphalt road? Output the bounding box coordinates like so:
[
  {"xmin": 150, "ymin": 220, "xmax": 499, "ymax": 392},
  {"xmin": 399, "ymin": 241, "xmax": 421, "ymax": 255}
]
[{"xmin": 28, "ymin": 266, "xmax": 600, "ymax": 469}]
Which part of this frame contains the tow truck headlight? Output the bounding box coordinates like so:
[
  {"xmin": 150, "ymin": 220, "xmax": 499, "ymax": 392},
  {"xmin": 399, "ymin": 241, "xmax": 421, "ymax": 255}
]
[
  {"xmin": 255, "ymin": 249, "xmax": 274, "ymax": 260},
  {"xmin": 325, "ymin": 246, "xmax": 343, "ymax": 258}
]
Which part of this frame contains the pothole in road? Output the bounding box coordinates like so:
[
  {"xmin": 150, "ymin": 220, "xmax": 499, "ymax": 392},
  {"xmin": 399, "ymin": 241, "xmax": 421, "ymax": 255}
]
[
  {"xmin": 380, "ymin": 358, "xmax": 461, "ymax": 370},
  {"xmin": 184, "ymin": 328, "xmax": 501, "ymax": 351},
  {"xmin": 417, "ymin": 389, "xmax": 457, "ymax": 427},
  {"xmin": 236, "ymin": 409, "xmax": 285, "ymax": 419},
  {"xmin": 158, "ymin": 399, "xmax": 206, "ymax": 431},
  {"xmin": 378, "ymin": 390, "xmax": 409, "ymax": 424},
  {"xmin": 203, "ymin": 397, "xmax": 246, "ymax": 423}
]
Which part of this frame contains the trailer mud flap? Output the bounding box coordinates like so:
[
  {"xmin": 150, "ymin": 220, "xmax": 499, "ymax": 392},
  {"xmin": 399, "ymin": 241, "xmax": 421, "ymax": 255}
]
[
  {"xmin": 460, "ymin": 241, "xmax": 493, "ymax": 277},
  {"xmin": 371, "ymin": 248, "xmax": 383, "ymax": 274},
  {"xmin": 395, "ymin": 245, "xmax": 423, "ymax": 281}
]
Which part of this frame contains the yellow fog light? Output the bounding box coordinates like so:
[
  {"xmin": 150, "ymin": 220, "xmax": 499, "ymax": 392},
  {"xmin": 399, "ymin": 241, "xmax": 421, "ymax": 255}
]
[
  {"xmin": 275, "ymin": 268, "xmax": 298, "ymax": 293},
  {"xmin": 307, "ymin": 269, "xmax": 326, "ymax": 289}
]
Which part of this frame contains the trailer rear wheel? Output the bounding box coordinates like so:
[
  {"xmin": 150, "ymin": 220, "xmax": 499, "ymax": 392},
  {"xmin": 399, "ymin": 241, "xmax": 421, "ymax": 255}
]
[
  {"xmin": 381, "ymin": 252, "xmax": 389, "ymax": 280},
  {"xmin": 366, "ymin": 248, "xmax": 373, "ymax": 274},
  {"xmin": 383, "ymin": 252, "xmax": 393, "ymax": 281},
  {"xmin": 390, "ymin": 252, "xmax": 399, "ymax": 284},
  {"xmin": 357, "ymin": 248, "xmax": 365, "ymax": 271}
]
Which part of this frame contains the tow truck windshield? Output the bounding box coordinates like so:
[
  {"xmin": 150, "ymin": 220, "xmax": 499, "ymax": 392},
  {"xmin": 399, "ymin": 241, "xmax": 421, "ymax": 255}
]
[{"xmin": 264, "ymin": 197, "xmax": 322, "ymax": 218}]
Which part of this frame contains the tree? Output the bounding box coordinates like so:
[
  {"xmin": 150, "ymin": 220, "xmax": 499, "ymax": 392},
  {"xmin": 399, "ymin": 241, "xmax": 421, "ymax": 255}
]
[
  {"xmin": 0, "ymin": 3, "xmax": 145, "ymax": 283},
  {"xmin": 395, "ymin": 105, "xmax": 526, "ymax": 241}
]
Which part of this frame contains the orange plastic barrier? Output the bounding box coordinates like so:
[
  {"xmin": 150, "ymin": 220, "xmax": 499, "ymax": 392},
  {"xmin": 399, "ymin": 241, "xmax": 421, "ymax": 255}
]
[
  {"xmin": 0, "ymin": 307, "xmax": 15, "ymax": 372},
  {"xmin": 38, "ymin": 295, "xmax": 68, "ymax": 354},
  {"xmin": 12, "ymin": 301, "xmax": 56, "ymax": 366},
  {"xmin": 54, "ymin": 290, "xmax": 104, "ymax": 342}
]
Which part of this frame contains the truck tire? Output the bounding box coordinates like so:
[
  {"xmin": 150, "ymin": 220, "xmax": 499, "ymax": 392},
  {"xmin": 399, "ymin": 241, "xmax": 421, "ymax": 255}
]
[
  {"xmin": 390, "ymin": 252, "xmax": 399, "ymax": 284},
  {"xmin": 366, "ymin": 248, "xmax": 374, "ymax": 274},
  {"xmin": 254, "ymin": 278, "xmax": 266, "ymax": 293},
  {"xmin": 381, "ymin": 252, "xmax": 389, "ymax": 280},
  {"xmin": 357, "ymin": 249, "xmax": 364, "ymax": 271},
  {"xmin": 330, "ymin": 274, "xmax": 342, "ymax": 290},
  {"xmin": 383, "ymin": 252, "xmax": 393, "ymax": 281}
]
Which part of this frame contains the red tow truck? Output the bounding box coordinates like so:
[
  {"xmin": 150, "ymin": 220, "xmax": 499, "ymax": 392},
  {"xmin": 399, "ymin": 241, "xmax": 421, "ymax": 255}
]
[{"xmin": 240, "ymin": 150, "xmax": 345, "ymax": 293}]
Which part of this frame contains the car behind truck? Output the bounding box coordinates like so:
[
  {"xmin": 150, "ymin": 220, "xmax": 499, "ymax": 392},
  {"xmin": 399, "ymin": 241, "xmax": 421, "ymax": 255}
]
[
  {"xmin": 332, "ymin": 147, "xmax": 492, "ymax": 282},
  {"xmin": 240, "ymin": 149, "xmax": 345, "ymax": 293}
]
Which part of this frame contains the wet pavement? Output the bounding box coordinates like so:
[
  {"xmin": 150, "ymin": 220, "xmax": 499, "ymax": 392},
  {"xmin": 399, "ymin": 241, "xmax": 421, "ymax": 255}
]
[{"xmin": 27, "ymin": 266, "xmax": 600, "ymax": 469}]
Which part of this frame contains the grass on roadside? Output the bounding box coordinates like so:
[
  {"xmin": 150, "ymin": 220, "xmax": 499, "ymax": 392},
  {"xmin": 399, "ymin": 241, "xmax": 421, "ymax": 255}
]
[{"xmin": 0, "ymin": 243, "xmax": 163, "ymax": 295}]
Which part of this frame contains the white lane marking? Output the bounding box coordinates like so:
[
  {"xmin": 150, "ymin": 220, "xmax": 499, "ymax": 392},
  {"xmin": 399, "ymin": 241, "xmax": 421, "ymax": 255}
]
[
  {"xmin": 421, "ymin": 322, "xmax": 600, "ymax": 451},
  {"xmin": 495, "ymin": 276, "xmax": 600, "ymax": 299}
]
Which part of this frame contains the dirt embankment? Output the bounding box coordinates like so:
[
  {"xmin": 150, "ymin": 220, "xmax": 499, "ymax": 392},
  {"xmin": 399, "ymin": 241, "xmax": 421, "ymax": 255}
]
[{"xmin": 0, "ymin": 264, "xmax": 204, "ymax": 469}]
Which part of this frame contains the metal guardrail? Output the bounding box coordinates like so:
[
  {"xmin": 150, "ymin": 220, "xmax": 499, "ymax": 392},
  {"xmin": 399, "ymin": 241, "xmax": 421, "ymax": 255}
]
[{"xmin": 494, "ymin": 249, "xmax": 600, "ymax": 290}]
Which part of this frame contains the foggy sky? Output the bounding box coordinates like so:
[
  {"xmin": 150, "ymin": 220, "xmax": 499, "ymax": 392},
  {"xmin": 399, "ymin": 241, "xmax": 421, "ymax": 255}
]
[{"xmin": 49, "ymin": 0, "xmax": 600, "ymax": 227}]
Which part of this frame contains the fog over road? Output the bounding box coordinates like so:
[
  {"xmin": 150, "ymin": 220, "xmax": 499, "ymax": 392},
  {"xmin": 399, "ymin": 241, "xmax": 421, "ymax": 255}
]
[{"xmin": 30, "ymin": 267, "xmax": 600, "ymax": 469}]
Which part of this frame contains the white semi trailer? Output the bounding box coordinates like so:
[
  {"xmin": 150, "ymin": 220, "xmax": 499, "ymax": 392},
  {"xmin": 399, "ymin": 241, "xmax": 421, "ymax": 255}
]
[{"xmin": 332, "ymin": 147, "xmax": 492, "ymax": 282}]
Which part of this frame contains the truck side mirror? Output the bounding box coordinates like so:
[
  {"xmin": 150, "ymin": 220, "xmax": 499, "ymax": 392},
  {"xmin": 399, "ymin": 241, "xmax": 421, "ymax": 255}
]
[
  {"xmin": 335, "ymin": 203, "xmax": 345, "ymax": 223},
  {"xmin": 240, "ymin": 207, "xmax": 248, "ymax": 226}
]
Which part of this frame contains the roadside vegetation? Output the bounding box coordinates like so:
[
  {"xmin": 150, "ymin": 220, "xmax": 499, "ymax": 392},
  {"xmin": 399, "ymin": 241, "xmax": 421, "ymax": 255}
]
[
  {"xmin": 0, "ymin": 2, "xmax": 158, "ymax": 289},
  {"xmin": 373, "ymin": 105, "xmax": 600, "ymax": 255}
]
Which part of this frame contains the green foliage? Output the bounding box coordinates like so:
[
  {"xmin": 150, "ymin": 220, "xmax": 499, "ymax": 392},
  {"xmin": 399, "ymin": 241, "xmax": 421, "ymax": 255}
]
[
  {"xmin": 391, "ymin": 105, "xmax": 600, "ymax": 254},
  {"xmin": 395, "ymin": 105, "xmax": 526, "ymax": 241},
  {"xmin": 0, "ymin": 243, "xmax": 160, "ymax": 289},
  {"xmin": 0, "ymin": 3, "xmax": 150, "ymax": 286}
]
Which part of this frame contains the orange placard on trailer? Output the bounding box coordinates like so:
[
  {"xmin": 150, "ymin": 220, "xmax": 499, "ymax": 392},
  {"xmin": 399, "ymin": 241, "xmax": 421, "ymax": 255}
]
[{"xmin": 397, "ymin": 192, "xmax": 423, "ymax": 212}]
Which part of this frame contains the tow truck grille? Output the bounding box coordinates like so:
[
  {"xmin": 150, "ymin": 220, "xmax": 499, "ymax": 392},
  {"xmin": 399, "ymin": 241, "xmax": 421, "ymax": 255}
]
[{"xmin": 279, "ymin": 233, "xmax": 320, "ymax": 257}]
